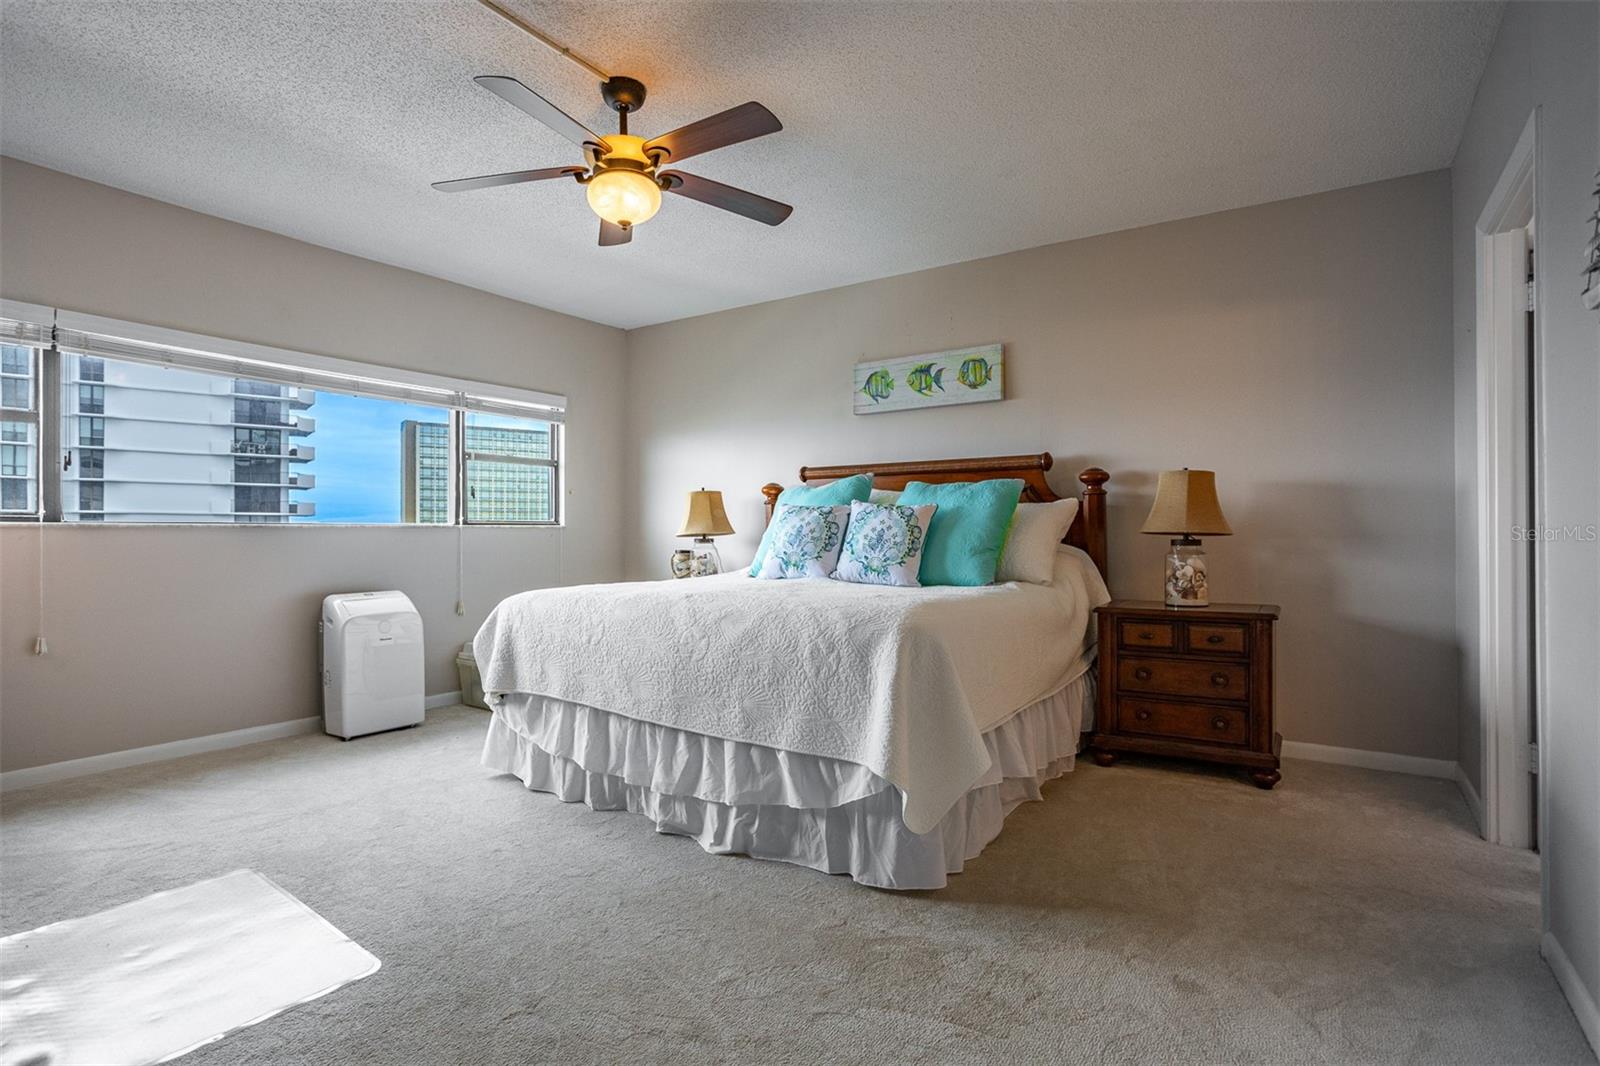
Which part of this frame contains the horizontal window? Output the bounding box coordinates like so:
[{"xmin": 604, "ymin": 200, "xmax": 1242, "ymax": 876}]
[
  {"xmin": 0, "ymin": 307, "xmax": 565, "ymax": 526},
  {"xmin": 77, "ymin": 448, "xmax": 104, "ymax": 479},
  {"xmin": 1, "ymin": 376, "xmax": 30, "ymax": 410},
  {"xmin": 2, "ymin": 443, "xmax": 27, "ymax": 477}
]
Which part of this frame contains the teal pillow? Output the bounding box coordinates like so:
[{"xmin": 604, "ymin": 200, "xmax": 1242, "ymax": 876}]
[
  {"xmin": 749, "ymin": 474, "xmax": 873, "ymax": 575},
  {"xmin": 898, "ymin": 479, "xmax": 1024, "ymax": 586}
]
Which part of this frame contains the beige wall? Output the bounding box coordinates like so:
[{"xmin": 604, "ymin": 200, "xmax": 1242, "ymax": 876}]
[
  {"xmin": 0, "ymin": 157, "xmax": 628, "ymax": 771},
  {"xmin": 1449, "ymin": 0, "xmax": 1600, "ymax": 1036},
  {"xmin": 625, "ymin": 171, "xmax": 1458, "ymax": 763}
]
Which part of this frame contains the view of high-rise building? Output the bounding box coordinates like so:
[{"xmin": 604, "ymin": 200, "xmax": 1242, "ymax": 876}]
[
  {"xmin": 56, "ymin": 353, "xmax": 317, "ymax": 522},
  {"xmin": 1, "ymin": 344, "xmax": 38, "ymax": 513},
  {"xmin": 401, "ymin": 419, "xmax": 554, "ymax": 523},
  {"xmin": 400, "ymin": 420, "xmax": 450, "ymax": 523}
]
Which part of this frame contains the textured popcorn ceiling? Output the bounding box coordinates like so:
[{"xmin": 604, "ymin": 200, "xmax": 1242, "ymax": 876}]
[{"xmin": 0, "ymin": 1, "xmax": 1501, "ymax": 329}]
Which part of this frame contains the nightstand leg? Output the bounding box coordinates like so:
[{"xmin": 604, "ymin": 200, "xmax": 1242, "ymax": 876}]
[
  {"xmin": 1092, "ymin": 749, "xmax": 1118, "ymax": 767},
  {"xmin": 1249, "ymin": 768, "xmax": 1281, "ymax": 790}
]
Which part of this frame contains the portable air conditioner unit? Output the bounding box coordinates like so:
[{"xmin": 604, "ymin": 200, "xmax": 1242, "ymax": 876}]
[{"xmin": 320, "ymin": 591, "xmax": 425, "ymax": 739}]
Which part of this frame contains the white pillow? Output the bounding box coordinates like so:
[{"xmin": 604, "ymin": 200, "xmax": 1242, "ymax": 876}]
[
  {"xmin": 996, "ymin": 499, "xmax": 1080, "ymax": 584},
  {"xmin": 830, "ymin": 501, "xmax": 938, "ymax": 587},
  {"xmin": 755, "ymin": 504, "xmax": 850, "ymax": 580},
  {"xmin": 868, "ymin": 488, "xmax": 902, "ymax": 506}
]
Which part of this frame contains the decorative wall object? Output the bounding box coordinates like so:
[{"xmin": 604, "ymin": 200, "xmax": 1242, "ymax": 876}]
[
  {"xmin": 1583, "ymin": 168, "xmax": 1599, "ymax": 312},
  {"xmin": 853, "ymin": 343, "xmax": 1003, "ymax": 415}
]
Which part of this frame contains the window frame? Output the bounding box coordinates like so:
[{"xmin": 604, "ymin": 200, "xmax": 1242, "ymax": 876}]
[
  {"xmin": 455, "ymin": 412, "xmax": 562, "ymax": 527},
  {"xmin": 0, "ymin": 305, "xmax": 567, "ymax": 528}
]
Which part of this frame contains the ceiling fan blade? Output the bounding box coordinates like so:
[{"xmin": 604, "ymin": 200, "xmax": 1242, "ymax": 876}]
[
  {"xmin": 643, "ymin": 101, "xmax": 781, "ymax": 163},
  {"xmin": 431, "ymin": 167, "xmax": 583, "ymax": 193},
  {"xmin": 474, "ymin": 75, "xmax": 600, "ymax": 147},
  {"xmin": 660, "ymin": 171, "xmax": 793, "ymax": 226},
  {"xmin": 599, "ymin": 219, "xmax": 633, "ymax": 246}
]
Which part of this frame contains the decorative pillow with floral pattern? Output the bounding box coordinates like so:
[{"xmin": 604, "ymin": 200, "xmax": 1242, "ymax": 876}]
[
  {"xmin": 754, "ymin": 504, "xmax": 851, "ymax": 580},
  {"xmin": 830, "ymin": 501, "xmax": 938, "ymax": 587}
]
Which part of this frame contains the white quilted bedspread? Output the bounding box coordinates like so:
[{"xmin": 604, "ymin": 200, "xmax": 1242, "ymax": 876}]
[{"xmin": 473, "ymin": 547, "xmax": 1108, "ymax": 833}]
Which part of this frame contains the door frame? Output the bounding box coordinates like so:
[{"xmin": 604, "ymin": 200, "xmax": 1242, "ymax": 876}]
[{"xmin": 1473, "ymin": 109, "xmax": 1542, "ymax": 852}]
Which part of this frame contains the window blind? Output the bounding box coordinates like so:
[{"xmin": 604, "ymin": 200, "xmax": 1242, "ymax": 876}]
[
  {"xmin": 0, "ymin": 317, "xmax": 51, "ymax": 348},
  {"xmin": 0, "ymin": 304, "xmax": 567, "ymax": 421}
]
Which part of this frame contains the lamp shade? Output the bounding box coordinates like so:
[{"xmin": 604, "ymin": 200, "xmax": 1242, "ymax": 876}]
[
  {"xmin": 677, "ymin": 489, "xmax": 735, "ymax": 538},
  {"xmin": 1140, "ymin": 469, "xmax": 1233, "ymax": 537}
]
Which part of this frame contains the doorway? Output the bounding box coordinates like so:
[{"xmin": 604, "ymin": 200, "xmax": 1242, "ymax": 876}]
[{"xmin": 1473, "ymin": 111, "xmax": 1541, "ymax": 853}]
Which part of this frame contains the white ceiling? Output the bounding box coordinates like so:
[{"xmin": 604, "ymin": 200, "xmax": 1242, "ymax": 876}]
[{"xmin": 0, "ymin": 1, "xmax": 1501, "ymax": 329}]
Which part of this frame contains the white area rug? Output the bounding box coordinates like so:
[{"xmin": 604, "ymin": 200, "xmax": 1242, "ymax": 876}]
[{"xmin": 0, "ymin": 869, "xmax": 379, "ymax": 1065}]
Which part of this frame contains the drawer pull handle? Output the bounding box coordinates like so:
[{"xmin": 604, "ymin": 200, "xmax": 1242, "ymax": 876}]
[
  {"xmin": 1210, "ymin": 672, "xmax": 1230, "ymax": 687},
  {"xmin": 1211, "ymin": 716, "xmax": 1228, "ymax": 731},
  {"xmin": 1135, "ymin": 708, "xmax": 1152, "ymax": 721},
  {"xmin": 1139, "ymin": 631, "xmax": 1156, "ymax": 640},
  {"xmin": 1134, "ymin": 667, "xmax": 1153, "ymax": 681},
  {"xmin": 1206, "ymin": 634, "xmax": 1224, "ymax": 645}
]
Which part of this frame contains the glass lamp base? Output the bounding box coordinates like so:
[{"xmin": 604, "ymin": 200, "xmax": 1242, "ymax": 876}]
[
  {"xmin": 1164, "ymin": 540, "xmax": 1210, "ymax": 607},
  {"xmin": 670, "ymin": 541, "xmax": 724, "ymax": 578},
  {"xmin": 690, "ymin": 539, "xmax": 723, "ymax": 577}
]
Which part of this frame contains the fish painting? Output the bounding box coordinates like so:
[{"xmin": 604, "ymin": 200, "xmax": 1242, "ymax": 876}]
[
  {"xmin": 860, "ymin": 368, "xmax": 895, "ymax": 404},
  {"xmin": 957, "ymin": 356, "xmax": 994, "ymax": 390},
  {"xmin": 905, "ymin": 362, "xmax": 945, "ymax": 396},
  {"xmin": 854, "ymin": 343, "xmax": 1001, "ymax": 415}
]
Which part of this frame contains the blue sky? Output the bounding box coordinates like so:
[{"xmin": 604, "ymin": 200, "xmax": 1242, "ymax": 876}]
[{"xmin": 300, "ymin": 393, "xmax": 447, "ymax": 523}]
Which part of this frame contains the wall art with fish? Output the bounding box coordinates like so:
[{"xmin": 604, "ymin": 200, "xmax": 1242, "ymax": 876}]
[{"xmin": 852, "ymin": 343, "xmax": 1004, "ymax": 415}]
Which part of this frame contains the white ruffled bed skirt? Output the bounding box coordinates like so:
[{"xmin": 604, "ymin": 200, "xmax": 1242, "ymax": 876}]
[{"xmin": 481, "ymin": 673, "xmax": 1093, "ymax": 889}]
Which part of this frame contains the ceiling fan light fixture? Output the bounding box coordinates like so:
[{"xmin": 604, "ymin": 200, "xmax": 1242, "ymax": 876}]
[
  {"xmin": 586, "ymin": 136, "xmax": 661, "ymax": 227},
  {"xmin": 586, "ymin": 168, "xmax": 661, "ymax": 227}
]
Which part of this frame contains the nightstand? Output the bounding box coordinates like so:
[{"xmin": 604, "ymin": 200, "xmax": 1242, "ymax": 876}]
[{"xmin": 1091, "ymin": 600, "xmax": 1282, "ymax": 788}]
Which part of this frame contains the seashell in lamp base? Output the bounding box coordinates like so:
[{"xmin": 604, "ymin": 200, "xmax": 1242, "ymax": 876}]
[{"xmin": 1164, "ymin": 540, "xmax": 1210, "ymax": 607}]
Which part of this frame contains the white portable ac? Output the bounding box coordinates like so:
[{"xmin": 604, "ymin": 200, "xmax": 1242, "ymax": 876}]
[{"xmin": 320, "ymin": 591, "xmax": 425, "ymax": 739}]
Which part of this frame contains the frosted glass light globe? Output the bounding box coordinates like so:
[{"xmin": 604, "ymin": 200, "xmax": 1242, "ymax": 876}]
[{"xmin": 586, "ymin": 169, "xmax": 661, "ymax": 227}]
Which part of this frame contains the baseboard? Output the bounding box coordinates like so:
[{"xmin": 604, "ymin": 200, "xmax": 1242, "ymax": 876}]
[
  {"xmin": 1, "ymin": 693, "xmax": 463, "ymax": 791},
  {"xmin": 1543, "ymin": 932, "xmax": 1600, "ymax": 1056},
  {"xmin": 0, "ymin": 715, "xmax": 322, "ymax": 791},
  {"xmin": 1281, "ymin": 740, "xmax": 1457, "ymax": 780},
  {"xmin": 1454, "ymin": 763, "xmax": 1487, "ymax": 835}
]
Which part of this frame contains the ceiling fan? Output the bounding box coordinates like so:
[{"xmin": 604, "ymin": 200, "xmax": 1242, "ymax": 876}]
[{"xmin": 433, "ymin": 73, "xmax": 792, "ymax": 246}]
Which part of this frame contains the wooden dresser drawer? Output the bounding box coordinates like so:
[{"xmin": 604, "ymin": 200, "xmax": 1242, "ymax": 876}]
[
  {"xmin": 1118, "ymin": 656, "xmax": 1249, "ymax": 702},
  {"xmin": 1119, "ymin": 620, "xmax": 1176, "ymax": 650},
  {"xmin": 1117, "ymin": 698, "xmax": 1249, "ymax": 745},
  {"xmin": 1186, "ymin": 622, "xmax": 1248, "ymax": 656}
]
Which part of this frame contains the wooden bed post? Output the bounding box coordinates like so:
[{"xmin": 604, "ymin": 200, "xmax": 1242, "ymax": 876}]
[
  {"xmin": 761, "ymin": 483, "xmax": 783, "ymax": 527},
  {"xmin": 1077, "ymin": 467, "xmax": 1110, "ymax": 579}
]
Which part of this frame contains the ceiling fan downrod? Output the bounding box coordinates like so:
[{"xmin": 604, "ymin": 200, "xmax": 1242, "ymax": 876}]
[
  {"xmin": 600, "ymin": 76, "xmax": 648, "ymax": 135},
  {"xmin": 469, "ymin": 0, "xmax": 610, "ymax": 82}
]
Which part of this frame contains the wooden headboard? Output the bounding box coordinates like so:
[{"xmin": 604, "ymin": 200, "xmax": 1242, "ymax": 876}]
[{"xmin": 760, "ymin": 453, "xmax": 1110, "ymax": 579}]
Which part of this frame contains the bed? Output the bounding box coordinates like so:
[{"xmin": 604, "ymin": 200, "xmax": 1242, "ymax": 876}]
[{"xmin": 476, "ymin": 454, "xmax": 1112, "ymax": 889}]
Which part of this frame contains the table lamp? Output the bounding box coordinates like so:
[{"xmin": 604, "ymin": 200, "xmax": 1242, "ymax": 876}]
[
  {"xmin": 675, "ymin": 488, "xmax": 735, "ymax": 577},
  {"xmin": 1140, "ymin": 469, "xmax": 1232, "ymax": 607}
]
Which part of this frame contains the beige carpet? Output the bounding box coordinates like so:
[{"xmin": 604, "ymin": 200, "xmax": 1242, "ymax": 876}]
[{"xmin": 1, "ymin": 706, "xmax": 1592, "ymax": 1065}]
